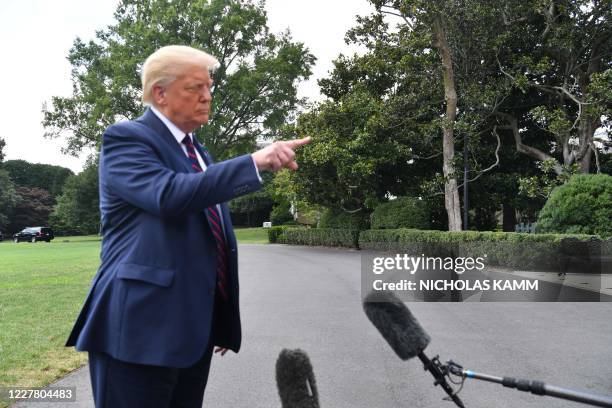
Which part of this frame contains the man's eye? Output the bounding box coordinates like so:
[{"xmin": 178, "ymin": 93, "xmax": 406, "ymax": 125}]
[{"xmin": 186, "ymin": 84, "xmax": 208, "ymax": 93}]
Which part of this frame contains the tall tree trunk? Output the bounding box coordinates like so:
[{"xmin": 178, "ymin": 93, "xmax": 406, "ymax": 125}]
[
  {"xmin": 575, "ymin": 116, "xmax": 600, "ymax": 173},
  {"xmin": 432, "ymin": 16, "xmax": 462, "ymax": 231}
]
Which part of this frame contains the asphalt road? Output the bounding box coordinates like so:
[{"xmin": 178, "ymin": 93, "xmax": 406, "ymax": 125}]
[{"xmin": 13, "ymin": 244, "xmax": 612, "ymax": 408}]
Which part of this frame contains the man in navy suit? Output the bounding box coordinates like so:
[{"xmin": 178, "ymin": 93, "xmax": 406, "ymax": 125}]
[{"xmin": 65, "ymin": 45, "xmax": 310, "ymax": 407}]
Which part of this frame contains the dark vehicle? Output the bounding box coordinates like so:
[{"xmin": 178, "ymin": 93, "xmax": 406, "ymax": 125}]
[{"xmin": 13, "ymin": 227, "xmax": 54, "ymax": 243}]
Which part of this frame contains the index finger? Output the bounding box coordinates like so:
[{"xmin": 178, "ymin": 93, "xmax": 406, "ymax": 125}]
[{"xmin": 283, "ymin": 136, "xmax": 312, "ymax": 149}]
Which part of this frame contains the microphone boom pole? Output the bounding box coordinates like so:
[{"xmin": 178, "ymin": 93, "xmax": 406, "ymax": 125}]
[{"xmin": 447, "ymin": 363, "xmax": 612, "ymax": 408}]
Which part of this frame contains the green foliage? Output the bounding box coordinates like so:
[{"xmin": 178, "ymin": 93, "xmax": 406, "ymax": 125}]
[
  {"xmin": 229, "ymin": 173, "xmax": 274, "ymax": 227},
  {"xmin": 267, "ymin": 225, "xmax": 289, "ymax": 243},
  {"xmin": 8, "ymin": 187, "xmax": 54, "ymax": 233},
  {"xmin": 318, "ymin": 209, "xmax": 369, "ymax": 230},
  {"xmin": 287, "ymin": 0, "xmax": 610, "ymax": 232},
  {"xmin": 370, "ymin": 197, "xmax": 430, "ymax": 230},
  {"xmin": 3, "ymin": 160, "xmax": 73, "ymax": 200},
  {"xmin": 270, "ymin": 200, "xmax": 293, "ymax": 226},
  {"xmin": 289, "ymin": 84, "xmax": 437, "ymax": 214},
  {"xmin": 494, "ymin": 0, "xmax": 611, "ymax": 172},
  {"xmin": 49, "ymin": 160, "xmax": 100, "ymax": 235},
  {"xmin": 588, "ymin": 69, "xmax": 612, "ymax": 118},
  {"xmin": 277, "ymin": 228, "xmax": 360, "ymax": 248},
  {"xmin": 266, "ymin": 169, "xmax": 323, "ymax": 225},
  {"xmin": 359, "ymin": 229, "xmax": 597, "ymax": 271},
  {"xmin": 518, "ymin": 158, "xmax": 578, "ymax": 199},
  {"xmin": 0, "ymin": 169, "xmax": 17, "ymax": 230},
  {"xmin": 42, "ymin": 0, "xmax": 315, "ymax": 160},
  {"xmin": 536, "ymin": 174, "xmax": 612, "ymax": 237}
]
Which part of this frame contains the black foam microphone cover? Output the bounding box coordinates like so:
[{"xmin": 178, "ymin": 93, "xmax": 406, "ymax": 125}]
[
  {"xmin": 276, "ymin": 349, "xmax": 320, "ymax": 408},
  {"xmin": 363, "ymin": 290, "xmax": 431, "ymax": 360}
]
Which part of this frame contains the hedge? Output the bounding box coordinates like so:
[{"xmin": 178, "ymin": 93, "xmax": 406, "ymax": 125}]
[
  {"xmin": 359, "ymin": 229, "xmax": 606, "ymax": 272},
  {"xmin": 269, "ymin": 227, "xmax": 610, "ymax": 272},
  {"xmin": 274, "ymin": 228, "xmax": 360, "ymax": 248},
  {"xmin": 267, "ymin": 226, "xmax": 288, "ymax": 243}
]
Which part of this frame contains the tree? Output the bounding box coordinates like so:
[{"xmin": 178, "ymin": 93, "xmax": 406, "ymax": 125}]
[
  {"xmin": 494, "ymin": 0, "xmax": 612, "ymax": 174},
  {"xmin": 293, "ymin": 0, "xmax": 609, "ymax": 232},
  {"xmin": 292, "ymin": 0, "xmax": 507, "ymax": 230},
  {"xmin": 0, "ymin": 169, "xmax": 17, "ymax": 231},
  {"xmin": 0, "ymin": 137, "xmax": 18, "ymax": 231},
  {"xmin": 431, "ymin": 9, "xmax": 462, "ymax": 230},
  {"xmin": 7, "ymin": 187, "xmax": 54, "ymax": 232},
  {"xmin": 42, "ymin": 0, "xmax": 315, "ymax": 160},
  {"xmin": 50, "ymin": 160, "xmax": 100, "ymax": 235},
  {"xmin": 3, "ymin": 160, "xmax": 73, "ymax": 200}
]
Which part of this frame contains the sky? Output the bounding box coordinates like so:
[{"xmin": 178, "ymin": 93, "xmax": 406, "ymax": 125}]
[{"xmin": 0, "ymin": 0, "xmax": 374, "ymax": 173}]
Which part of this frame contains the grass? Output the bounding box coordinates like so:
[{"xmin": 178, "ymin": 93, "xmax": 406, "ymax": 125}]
[
  {"xmin": 0, "ymin": 229, "xmax": 267, "ymax": 407},
  {"xmin": 233, "ymin": 227, "xmax": 269, "ymax": 244}
]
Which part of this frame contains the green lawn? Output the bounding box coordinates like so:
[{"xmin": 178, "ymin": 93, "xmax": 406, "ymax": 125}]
[
  {"xmin": 233, "ymin": 227, "xmax": 269, "ymax": 243},
  {"xmin": 0, "ymin": 229, "xmax": 267, "ymax": 407}
]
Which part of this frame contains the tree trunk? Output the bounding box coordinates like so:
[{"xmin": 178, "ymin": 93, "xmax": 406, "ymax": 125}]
[
  {"xmin": 575, "ymin": 116, "xmax": 600, "ymax": 173},
  {"xmin": 433, "ymin": 16, "xmax": 462, "ymax": 231}
]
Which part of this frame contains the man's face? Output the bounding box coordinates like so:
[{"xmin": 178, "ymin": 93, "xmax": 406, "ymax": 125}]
[{"xmin": 154, "ymin": 65, "xmax": 213, "ymax": 133}]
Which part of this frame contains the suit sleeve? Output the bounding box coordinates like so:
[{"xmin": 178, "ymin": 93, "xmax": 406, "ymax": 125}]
[{"xmin": 101, "ymin": 124, "xmax": 262, "ymax": 217}]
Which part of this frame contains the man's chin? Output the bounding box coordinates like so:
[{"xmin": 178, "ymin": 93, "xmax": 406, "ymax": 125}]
[{"xmin": 197, "ymin": 113, "xmax": 209, "ymax": 124}]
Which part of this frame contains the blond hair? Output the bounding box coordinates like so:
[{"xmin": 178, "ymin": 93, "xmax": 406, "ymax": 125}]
[{"xmin": 141, "ymin": 45, "xmax": 219, "ymax": 105}]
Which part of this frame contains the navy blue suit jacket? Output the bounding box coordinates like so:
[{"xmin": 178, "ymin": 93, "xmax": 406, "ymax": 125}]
[{"xmin": 65, "ymin": 108, "xmax": 262, "ymax": 368}]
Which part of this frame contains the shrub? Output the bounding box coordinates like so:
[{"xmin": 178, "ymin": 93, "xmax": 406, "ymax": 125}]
[
  {"xmin": 267, "ymin": 226, "xmax": 288, "ymax": 243},
  {"xmin": 370, "ymin": 197, "xmax": 430, "ymax": 230},
  {"xmin": 537, "ymin": 174, "xmax": 612, "ymax": 238},
  {"xmin": 318, "ymin": 209, "xmax": 368, "ymax": 230},
  {"xmin": 278, "ymin": 228, "xmax": 359, "ymax": 248}
]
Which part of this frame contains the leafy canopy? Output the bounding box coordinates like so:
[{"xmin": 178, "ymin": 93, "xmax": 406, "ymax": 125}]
[{"xmin": 43, "ymin": 0, "xmax": 315, "ymax": 160}]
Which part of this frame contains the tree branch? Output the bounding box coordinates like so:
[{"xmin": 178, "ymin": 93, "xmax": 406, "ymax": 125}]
[
  {"xmin": 380, "ymin": 6, "xmax": 414, "ymax": 30},
  {"xmin": 468, "ymin": 125, "xmax": 501, "ymax": 182},
  {"xmin": 496, "ymin": 55, "xmax": 589, "ymax": 131},
  {"xmin": 495, "ymin": 111, "xmax": 564, "ymax": 175}
]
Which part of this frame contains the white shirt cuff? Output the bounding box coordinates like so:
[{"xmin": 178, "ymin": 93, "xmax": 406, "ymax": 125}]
[{"xmin": 252, "ymin": 157, "xmax": 263, "ymax": 183}]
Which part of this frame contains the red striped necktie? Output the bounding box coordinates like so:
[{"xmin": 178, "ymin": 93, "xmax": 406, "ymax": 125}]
[{"xmin": 181, "ymin": 135, "xmax": 228, "ymax": 301}]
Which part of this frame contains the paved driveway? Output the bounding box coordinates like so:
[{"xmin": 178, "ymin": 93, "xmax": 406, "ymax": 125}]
[{"xmin": 13, "ymin": 244, "xmax": 612, "ymax": 407}]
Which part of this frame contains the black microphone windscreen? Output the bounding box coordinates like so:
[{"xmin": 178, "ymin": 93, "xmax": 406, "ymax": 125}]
[
  {"xmin": 363, "ymin": 290, "xmax": 431, "ymax": 360},
  {"xmin": 276, "ymin": 349, "xmax": 320, "ymax": 408}
]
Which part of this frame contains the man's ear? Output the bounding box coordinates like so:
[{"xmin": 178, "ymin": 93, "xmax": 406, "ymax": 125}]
[{"xmin": 152, "ymin": 84, "xmax": 166, "ymax": 107}]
